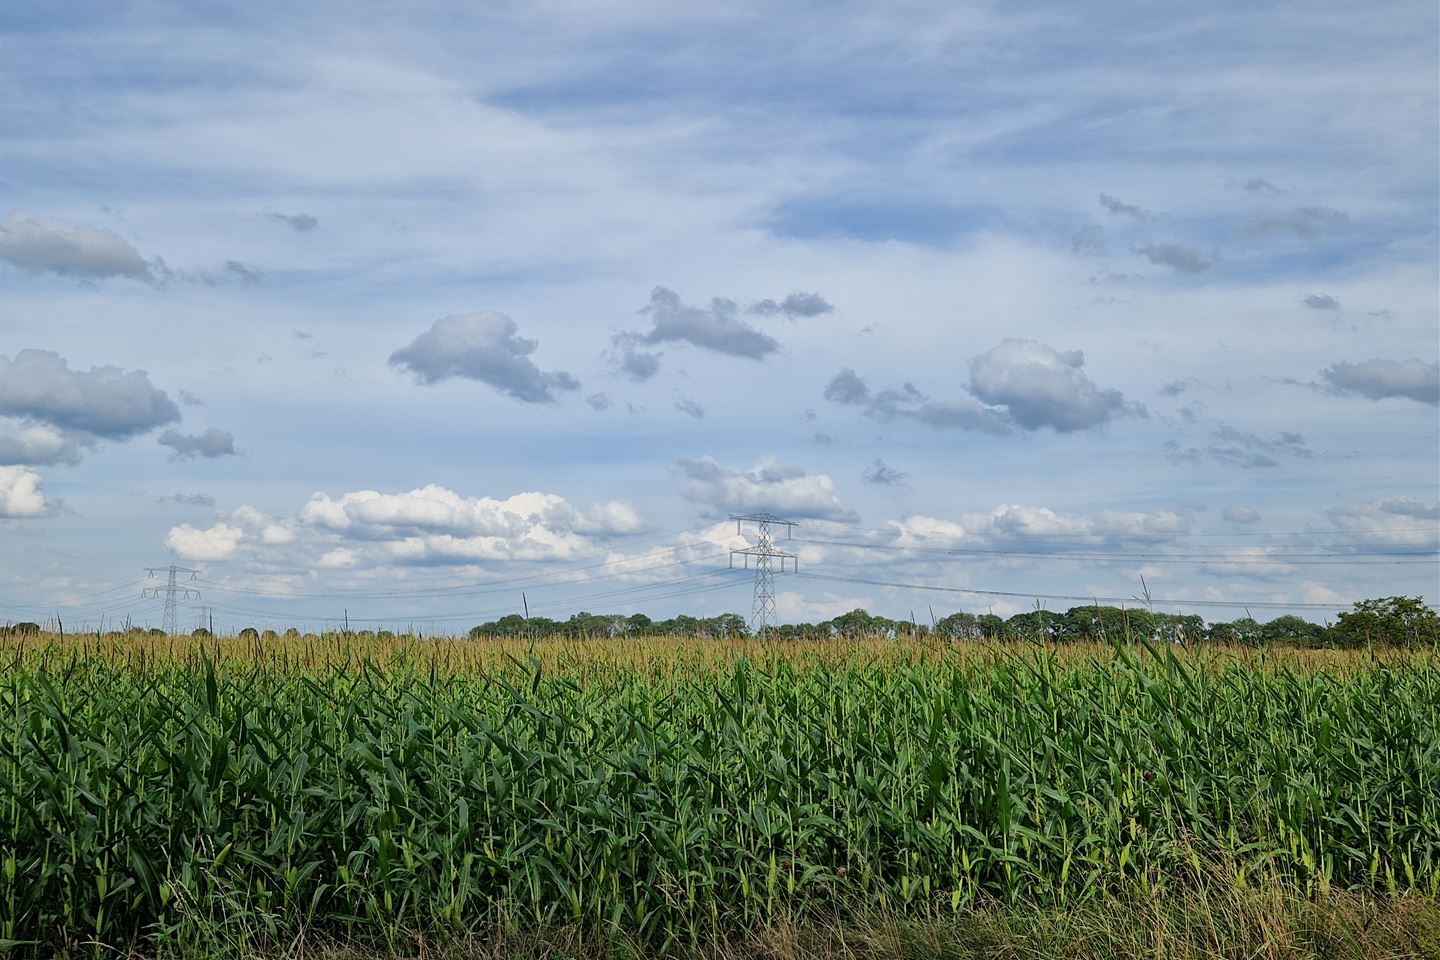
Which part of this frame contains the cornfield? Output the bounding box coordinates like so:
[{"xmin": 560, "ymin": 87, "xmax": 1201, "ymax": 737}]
[{"xmin": 3, "ymin": 634, "xmax": 1438, "ymax": 956}]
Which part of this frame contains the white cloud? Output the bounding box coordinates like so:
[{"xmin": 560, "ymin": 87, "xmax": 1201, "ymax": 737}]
[
  {"xmin": 0, "ymin": 419, "xmax": 83, "ymax": 466},
  {"xmin": 389, "ymin": 312, "xmax": 579, "ymax": 403},
  {"xmin": 969, "ymin": 339, "xmax": 1139, "ymax": 432},
  {"xmin": 0, "ymin": 211, "xmax": 153, "ymax": 282},
  {"xmin": 1321, "ymin": 358, "xmax": 1439, "ymax": 405},
  {"xmin": 0, "ymin": 350, "xmax": 181, "ymax": 441},
  {"xmin": 158, "ymin": 427, "xmax": 237, "ymax": 460},
  {"xmin": 0, "ymin": 466, "xmax": 52, "ymax": 518},
  {"xmin": 677, "ymin": 456, "xmax": 856, "ymax": 521},
  {"xmin": 294, "ymin": 484, "xmax": 648, "ymax": 566},
  {"xmin": 317, "ymin": 548, "xmax": 359, "ymax": 569},
  {"xmin": 1324, "ymin": 496, "xmax": 1440, "ymax": 550},
  {"xmin": 165, "ymin": 522, "xmax": 244, "ymax": 561}
]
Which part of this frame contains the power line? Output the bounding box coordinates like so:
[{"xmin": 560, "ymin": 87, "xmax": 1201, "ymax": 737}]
[
  {"xmin": 792, "ymin": 536, "xmax": 1440, "ymax": 565},
  {"xmin": 794, "ymin": 571, "xmax": 1358, "ymax": 611}
]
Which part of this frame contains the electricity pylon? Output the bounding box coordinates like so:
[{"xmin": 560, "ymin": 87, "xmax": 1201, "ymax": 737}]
[
  {"xmin": 729, "ymin": 513, "xmax": 797, "ymax": 633},
  {"xmin": 143, "ymin": 565, "xmax": 200, "ymax": 636}
]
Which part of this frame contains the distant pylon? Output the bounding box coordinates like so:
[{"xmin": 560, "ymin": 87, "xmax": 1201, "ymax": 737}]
[
  {"xmin": 143, "ymin": 565, "xmax": 201, "ymax": 636},
  {"xmin": 729, "ymin": 514, "xmax": 798, "ymax": 633}
]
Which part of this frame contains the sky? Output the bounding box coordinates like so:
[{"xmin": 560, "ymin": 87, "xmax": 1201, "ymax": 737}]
[{"xmin": 1, "ymin": 0, "xmax": 1437, "ymax": 633}]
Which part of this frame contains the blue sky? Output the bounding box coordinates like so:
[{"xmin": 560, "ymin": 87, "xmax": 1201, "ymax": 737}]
[{"xmin": 2, "ymin": 0, "xmax": 1437, "ymax": 632}]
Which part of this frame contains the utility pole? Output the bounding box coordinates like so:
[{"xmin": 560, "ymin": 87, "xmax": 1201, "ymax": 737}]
[
  {"xmin": 143, "ymin": 565, "xmax": 200, "ymax": 637},
  {"xmin": 729, "ymin": 513, "xmax": 798, "ymax": 634}
]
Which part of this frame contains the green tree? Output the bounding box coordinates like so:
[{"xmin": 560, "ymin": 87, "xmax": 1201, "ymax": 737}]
[
  {"xmin": 935, "ymin": 612, "xmax": 980, "ymax": 641},
  {"xmin": 1260, "ymin": 615, "xmax": 1327, "ymax": 647},
  {"xmin": 1207, "ymin": 618, "xmax": 1262, "ymax": 645},
  {"xmin": 1331, "ymin": 596, "xmax": 1440, "ymax": 648},
  {"xmin": 1006, "ymin": 609, "xmax": 1061, "ymax": 641},
  {"xmin": 976, "ymin": 614, "xmax": 1008, "ymax": 640}
]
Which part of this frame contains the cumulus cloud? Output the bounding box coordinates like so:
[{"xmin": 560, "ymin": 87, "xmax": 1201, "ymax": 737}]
[
  {"xmin": 1135, "ymin": 243, "xmax": 1213, "ymax": 274},
  {"xmin": 230, "ymin": 505, "xmax": 297, "ymax": 545},
  {"xmin": 389, "ymin": 312, "xmax": 580, "ymax": 403},
  {"xmin": 0, "ymin": 349, "xmax": 180, "ymax": 440},
  {"xmin": 969, "ymin": 339, "xmax": 1139, "ymax": 432},
  {"xmin": 269, "ymin": 212, "xmax": 318, "ymax": 232},
  {"xmin": 884, "ymin": 503, "xmax": 1191, "ymax": 551},
  {"xmin": 862, "ymin": 458, "xmax": 908, "ymax": 486},
  {"xmin": 608, "ymin": 333, "xmax": 662, "ymax": 382},
  {"xmin": 158, "ymin": 427, "xmax": 237, "ymax": 460},
  {"xmin": 825, "ymin": 342, "xmax": 1136, "ymax": 436},
  {"xmin": 824, "ymin": 368, "xmax": 871, "ymax": 406},
  {"xmin": 1222, "ymin": 506, "xmax": 1261, "ymax": 524},
  {"xmin": 635, "ymin": 286, "xmax": 779, "ymax": 360},
  {"xmin": 165, "ymin": 521, "xmax": 243, "ymax": 561},
  {"xmin": 1302, "ymin": 294, "xmax": 1339, "ymax": 311},
  {"xmin": 1241, "ymin": 206, "xmax": 1349, "ymax": 240},
  {"xmin": 823, "ymin": 370, "xmax": 1011, "ymax": 435},
  {"xmin": 0, "ymin": 418, "xmax": 83, "ymax": 466},
  {"xmin": 1098, "ymin": 193, "xmax": 1149, "ymax": 220},
  {"xmin": 296, "ymin": 485, "xmax": 647, "ymax": 565},
  {"xmin": 1165, "ymin": 424, "xmax": 1311, "ymax": 469},
  {"xmin": 750, "ymin": 292, "xmax": 834, "ymax": 319},
  {"xmin": 1320, "ymin": 358, "xmax": 1438, "ymax": 405},
  {"xmin": 676, "ymin": 456, "xmax": 855, "ymax": 521},
  {"xmin": 0, "ymin": 465, "xmax": 52, "ymax": 518},
  {"xmin": 0, "ymin": 211, "xmax": 154, "ymax": 282},
  {"xmin": 1324, "ymin": 496, "xmax": 1440, "ymax": 550}
]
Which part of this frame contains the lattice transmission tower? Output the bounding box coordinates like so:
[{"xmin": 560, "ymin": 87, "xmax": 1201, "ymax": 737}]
[
  {"xmin": 143, "ymin": 565, "xmax": 201, "ymax": 636},
  {"xmin": 729, "ymin": 513, "xmax": 797, "ymax": 633}
]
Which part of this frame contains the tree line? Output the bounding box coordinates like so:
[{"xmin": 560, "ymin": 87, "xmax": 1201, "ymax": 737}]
[
  {"xmin": 464, "ymin": 596, "xmax": 1437, "ymax": 648},
  {"xmin": 5, "ymin": 596, "xmax": 1434, "ymax": 647}
]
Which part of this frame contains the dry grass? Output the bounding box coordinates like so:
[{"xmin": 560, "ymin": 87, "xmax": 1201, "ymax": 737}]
[
  {"xmin": 133, "ymin": 886, "xmax": 1440, "ymax": 959},
  {"xmin": 4, "ymin": 629, "xmax": 1426, "ymax": 680}
]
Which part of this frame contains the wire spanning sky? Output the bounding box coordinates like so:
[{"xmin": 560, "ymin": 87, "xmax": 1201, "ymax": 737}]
[{"xmin": 1, "ymin": 0, "xmax": 1437, "ymax": 630}]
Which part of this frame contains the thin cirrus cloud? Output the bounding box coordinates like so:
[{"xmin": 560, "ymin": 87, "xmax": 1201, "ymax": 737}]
[
  {"xmin": 1240, "ymin": 206, "xmax": 1350, "ymax": 240},
  {"xmin": 1165, "ymin": 424, "xmax": 1312, "ymax": 470},
  {"xmin": 389, "ymin": 312, "xmax": 580, "ymax": 403},
  {"xmin": 269, "ymin": 212, "xmax": 319, "ymax": 232},
  {"xmin": 862, "ymin": 458, "xmax": 908, "ymax": 486},
  {"xmin": 1098, "ymin": 193, "xmax": 1150, "ymax": 220}
]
